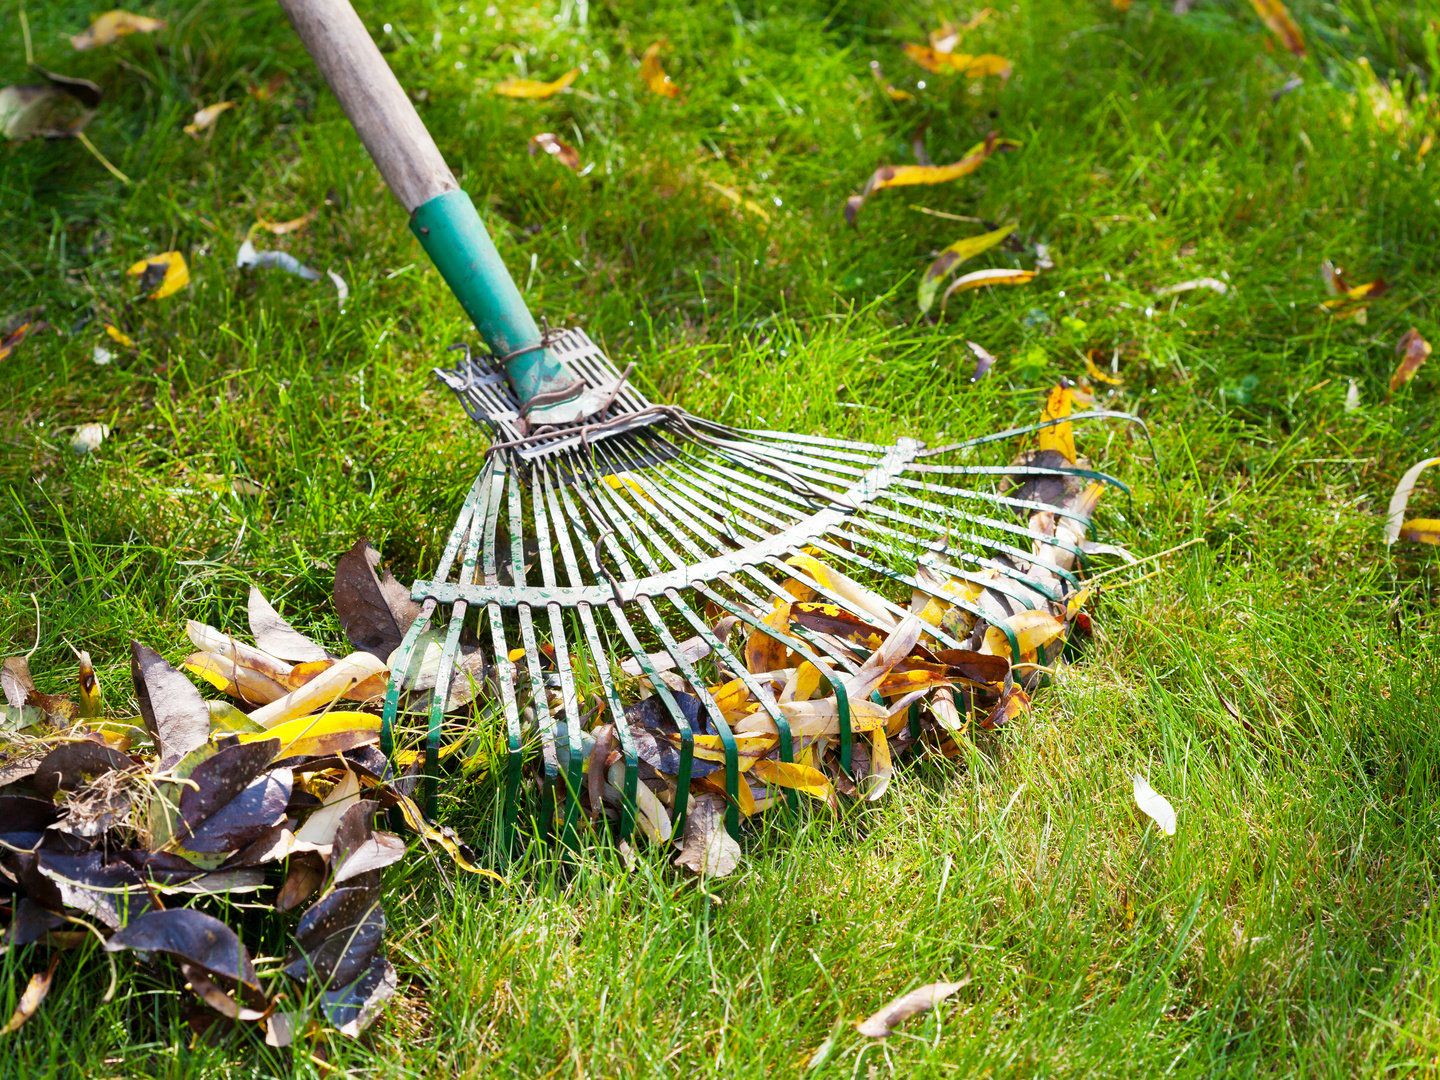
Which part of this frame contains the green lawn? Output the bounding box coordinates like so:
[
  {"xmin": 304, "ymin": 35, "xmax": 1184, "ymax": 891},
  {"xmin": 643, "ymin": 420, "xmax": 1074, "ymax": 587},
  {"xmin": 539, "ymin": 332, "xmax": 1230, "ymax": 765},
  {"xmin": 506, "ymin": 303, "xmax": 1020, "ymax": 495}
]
[{"xmin": 4, "ymin": 0, "xmax": 1440, "ymax": 1075}]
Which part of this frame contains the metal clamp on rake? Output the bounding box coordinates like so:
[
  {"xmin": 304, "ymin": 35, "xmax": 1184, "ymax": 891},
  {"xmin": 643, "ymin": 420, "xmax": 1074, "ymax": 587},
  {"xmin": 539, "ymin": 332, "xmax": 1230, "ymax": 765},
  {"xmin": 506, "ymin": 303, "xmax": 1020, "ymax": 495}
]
[{"xmin": 282, "ymin": 0, "xmax": 1153, "ymax": 863}]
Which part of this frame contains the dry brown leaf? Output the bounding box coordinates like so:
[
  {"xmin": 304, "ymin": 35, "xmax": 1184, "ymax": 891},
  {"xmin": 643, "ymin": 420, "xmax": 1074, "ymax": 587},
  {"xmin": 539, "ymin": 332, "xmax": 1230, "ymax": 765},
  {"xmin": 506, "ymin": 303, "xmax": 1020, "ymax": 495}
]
[
  {"xmin": 857, "ymin": 978, "xmax": 970, "ymax": 1038},
  {"xmin": 0, "ymin": 956, "xmax": 59, "ymax": 1034},
  {"xmin": 493, "ymin": 69, "xmax": 578, "ymax": 100},
  {"xmin": 1250, "ymin": 0, "xmax": 1305, "ymax": 57},
  {"xmin": 1389, "ymin": 328, "xmax": 1431, "ymax": 395},
  {"xmin": 71, "ymin": 11, "xmax": 166, "ymax": 50},
  {"xmin": 640, "ymin": 42, "xmax": 680, "ymax": 98},
  {"xmin": 529, "ymin": 132, "xmax": 581, "ymax": 171}
]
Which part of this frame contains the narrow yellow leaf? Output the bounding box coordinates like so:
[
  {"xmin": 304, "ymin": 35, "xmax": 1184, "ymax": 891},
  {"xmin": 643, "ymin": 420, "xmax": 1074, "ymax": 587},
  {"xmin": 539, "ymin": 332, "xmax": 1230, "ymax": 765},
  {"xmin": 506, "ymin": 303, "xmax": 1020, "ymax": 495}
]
[{"xmin": 493, "ymin": 69, "xmax": 578, "ymax": 99}]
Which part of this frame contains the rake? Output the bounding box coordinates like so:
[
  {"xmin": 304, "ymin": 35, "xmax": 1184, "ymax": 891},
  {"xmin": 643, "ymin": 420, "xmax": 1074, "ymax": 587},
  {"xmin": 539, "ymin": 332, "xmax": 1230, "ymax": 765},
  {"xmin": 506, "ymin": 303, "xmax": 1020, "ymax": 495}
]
[{"xmin": 280, "ymin": 0, "xmax": 1143, "ymax": 851}]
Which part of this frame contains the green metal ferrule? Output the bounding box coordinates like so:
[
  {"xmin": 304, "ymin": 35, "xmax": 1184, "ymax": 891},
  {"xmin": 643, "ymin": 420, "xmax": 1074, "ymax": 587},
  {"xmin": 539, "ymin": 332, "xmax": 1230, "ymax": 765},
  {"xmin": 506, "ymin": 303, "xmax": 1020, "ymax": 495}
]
[{"xmin": 411, "ymin": 189, "xmax": 578, "ymax": 410}]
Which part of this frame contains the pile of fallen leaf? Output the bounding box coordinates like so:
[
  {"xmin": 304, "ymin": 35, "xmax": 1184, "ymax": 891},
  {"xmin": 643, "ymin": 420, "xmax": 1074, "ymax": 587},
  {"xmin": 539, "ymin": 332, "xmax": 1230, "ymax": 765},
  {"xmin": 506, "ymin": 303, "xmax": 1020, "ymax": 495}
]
[
  {"xmin": 0, "ymin": 382, "xmax": 1119, "ymax": 1036},
  {"xmin": 0, "ymin": 546, "xmax": 496, "ymax": 1045},
  {"xmin": 563, "ymin": 383, "xmax": 1117, "ymax": 877}
]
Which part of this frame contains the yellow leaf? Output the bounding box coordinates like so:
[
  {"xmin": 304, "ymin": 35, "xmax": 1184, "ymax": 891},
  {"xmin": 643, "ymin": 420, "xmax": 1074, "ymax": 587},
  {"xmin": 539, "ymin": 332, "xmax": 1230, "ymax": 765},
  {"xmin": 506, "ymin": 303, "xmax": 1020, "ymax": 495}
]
[
  {"xmin": 183, "ymin": 101, "xmax": 235, "ymax": 137},
  {"xmin": 234, "ymin": 710, "xmax": 381, "ymax": 759},
  {"xmin": 750, "ymin": 758, "xmax": 834, "ymax": 803},
  {"xmin": 983, "ymin": 609, "xmax": 1067, "ymax": 663},
  {"xmin": 1084, "ymin": 351, "xmax": 1122, "ymax": 386},
  {"xmin": 640, "ymin": 42, "xmax": 680, "ymax": 98},
  {"xmin": 704, "ymin": 180, "xmax": 772, "ymax": 221},
  {"xmin": 939, "ymin": 267, "xmax": 1035, "ymax": 308},
  {"xmin": 104, "ymin": 323, "xmax": 134, "ymax": 347},
  {"xmin": 1036, "ymin": 384, "xmax": 1076, "ymax": 462},
  {"xmin": 71, "ymin": 11, "xmax": 166, "ymax": 51},
  {"xmin": 1249, "ymin": 0, "xmax": 1305, "ymax": 57},
  {"xmin": 255, "ymin": 208, "xmax": 321, "ymax": 236},
  {"xmin": 493, "ymin": 69, "xmax": 578, "ymax": 100},
  {"xmin": 902, "ymin": 45, "xmax": 1012, "ymax": 78},
  {"xmin": 918, "ymin": 221, "xmax": 1017, "ymax": 314},
  {"xmin": 745, "ymin": 600, "xmax": 794, "ymax": 674},
  {"xmin": 124, "ymin": 251, "xmax": 189, "ymax": 300},
  {"xmin": 863, "ymin": 728, "xmax": 892, "ymax": 800},
  {"xmin": 1400, "ymin": 519, "xmax": 1440, "ymax": 545},
  {"xmin": 389, "ymin": 790, "xmax": 504, "ymax": 879}
]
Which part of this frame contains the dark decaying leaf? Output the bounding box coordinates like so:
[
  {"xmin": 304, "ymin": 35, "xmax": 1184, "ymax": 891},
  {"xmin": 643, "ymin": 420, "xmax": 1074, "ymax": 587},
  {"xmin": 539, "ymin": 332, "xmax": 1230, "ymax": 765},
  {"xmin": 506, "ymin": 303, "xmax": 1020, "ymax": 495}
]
[
  {"xmin": 180, "ymin": 768, "xmax": 292, "ymax": 856},
  {"xmin": 322, "ymin": 954, "xmax": 397, "ymax": 1037},
  {"xmin": 131, "ymin": 642, "xmax": 209, "ymax": 760},
  {"xmin": 330, "ymin": 802, "xmax": 406, "ymax": 884},
  {"xmin": 277, "ymin": 851, "xmax": 327, "ymax": 911},
  {"xmin": 248, "ymin": 587, "xmax": 328, "ymax": 663},
  {"xmin": 36, "ymin": 851, "xmax": 152, "ymax": 929},
  {"xmin": 177, "ymin": 740, "xmax": 280, "ymax": 828},
  {"xmin": 0, "ymin": 69, "xmax": 102, "ymax": 140},
  {"xmin": 31, "ymin": 740, "xmax": 133, "ymax": 798},
  {"xmin": 284, "ymin": 885, "xmax": 385, "ymax": 989},
  {"xmin": 7, "ymin": 899, "xmax": 67, "ymax": 946},
  {"xmin": 0, "ymin": 795, "xmax": 61, "ymax": 842},
  {"xmin": 180, "ymin": 962, "xmax": 270, "ymax": 1021},
  {"xmin": 672, "ymin": 791, "xmax": 739, "ymax": 878},
  {"xmin": 106, "ymin": 908, "xmax": 261, "ymax": 993},
  {"xmin": 334, "ymin": 539, "xmax": 422, "ymax": 659},
  {"xmin": 0, "ymin": 955, "xmax": 59, "ymax": 1035},
  {"xmin": 856, "ymin": 977, "xmax": 971, "ymax": 1037}
]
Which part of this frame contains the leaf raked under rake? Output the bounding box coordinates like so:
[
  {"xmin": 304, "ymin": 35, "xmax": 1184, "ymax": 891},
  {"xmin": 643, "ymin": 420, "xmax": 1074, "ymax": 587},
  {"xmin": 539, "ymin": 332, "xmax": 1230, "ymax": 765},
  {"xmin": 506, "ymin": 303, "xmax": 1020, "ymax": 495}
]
[{"xmin": 380, "ymin": 370, "xmax": 1150, "ymax": 876}]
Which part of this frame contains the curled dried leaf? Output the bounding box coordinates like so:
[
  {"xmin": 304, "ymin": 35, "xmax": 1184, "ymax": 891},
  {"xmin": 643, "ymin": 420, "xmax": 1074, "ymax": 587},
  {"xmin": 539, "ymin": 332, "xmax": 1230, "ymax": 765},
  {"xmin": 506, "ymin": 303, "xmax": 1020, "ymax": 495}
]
[
  {"xmin": 846, "ymin": 134, "xmax": 1018, "ymax": 224},
  {"xmin": 939, "ymin": 267, "xmax": 1035, "ymax": 307},
  {"xmin": 918, "ymin": 222, "xmax": 1016, "ymax": 313},
  {"xmin": 857, "ymin": 979, "xmax": 970, "ymax": 1038},
  {"xmin": 1385, "ymin": 458, "xmax": 1440, "ymax": 545}
]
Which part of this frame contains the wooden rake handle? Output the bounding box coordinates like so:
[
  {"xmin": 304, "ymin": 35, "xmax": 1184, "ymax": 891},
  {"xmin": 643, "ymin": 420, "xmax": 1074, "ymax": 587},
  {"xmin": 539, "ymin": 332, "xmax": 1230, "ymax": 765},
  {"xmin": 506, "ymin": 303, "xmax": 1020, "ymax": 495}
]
[{"xmin": 277, "ymin": 0, "xmax": 456, "ymax": 212}]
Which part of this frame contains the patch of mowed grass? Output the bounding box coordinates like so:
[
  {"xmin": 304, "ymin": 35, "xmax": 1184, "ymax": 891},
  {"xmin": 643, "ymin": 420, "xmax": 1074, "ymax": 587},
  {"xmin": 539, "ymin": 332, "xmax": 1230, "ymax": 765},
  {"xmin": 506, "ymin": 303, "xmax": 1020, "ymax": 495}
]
[{"xmin": 3, "ymin": 0, "xmax": 1440, "ymax": 1075}]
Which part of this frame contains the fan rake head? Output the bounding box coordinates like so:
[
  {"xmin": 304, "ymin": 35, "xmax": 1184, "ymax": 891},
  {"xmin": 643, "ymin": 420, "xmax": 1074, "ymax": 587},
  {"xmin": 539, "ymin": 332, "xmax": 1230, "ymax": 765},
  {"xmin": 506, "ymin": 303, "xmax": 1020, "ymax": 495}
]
[{"xmin": 381, "ymin": 330, "xmax": 1145, "ymax": 854}]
